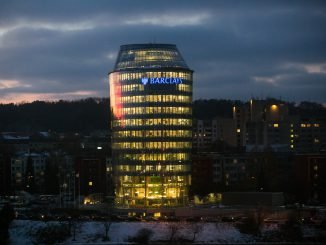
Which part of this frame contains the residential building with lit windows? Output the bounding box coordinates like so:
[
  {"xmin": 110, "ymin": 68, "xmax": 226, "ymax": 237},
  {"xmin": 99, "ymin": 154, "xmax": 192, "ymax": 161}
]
[
  {"xmin": 294, "ymin": 153, "xmax": 326, "ymax": 204},
  {"xmin": 233, "ymin": 99, "xmax": 293, "ymax": 151},
  {"xmin": 192, "ymin": 152, "xmax": 247, "ymax": 195},
  {"xmin": 10, "ymin": 152, "xmax": 48, "ymax": 192},
  {"xmin": 193, "ymin": 118, "xmax": 237, "ymax": 152},
  {"xmin": 109, "ymin": 44, "xmax": 193, "ymax": 207},
  {"xmin": 293, "ymin": 119, "xmax": 325, "ymax": 152},
  {"xmin": 232, "ymin": 99, "xmax": 325, "ymax": 153}
]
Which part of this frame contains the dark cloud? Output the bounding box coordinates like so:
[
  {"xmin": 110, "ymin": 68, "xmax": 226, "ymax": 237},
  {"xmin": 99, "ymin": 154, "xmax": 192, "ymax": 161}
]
[{"xmin": 0, "ymin": 0, "xmax": 325, "ymax": 103}]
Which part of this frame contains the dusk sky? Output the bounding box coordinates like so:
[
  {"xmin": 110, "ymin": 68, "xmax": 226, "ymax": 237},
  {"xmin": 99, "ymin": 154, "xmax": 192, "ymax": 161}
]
[{"xmin": 0, "ymin": 0, "xmax": 325, "ymax": 104}]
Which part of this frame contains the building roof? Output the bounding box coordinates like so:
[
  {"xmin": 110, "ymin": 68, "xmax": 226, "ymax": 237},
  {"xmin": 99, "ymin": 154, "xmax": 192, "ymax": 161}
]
[{"xmin": 112, "ymin": 43, "xmax": 190, "ymax": 71}]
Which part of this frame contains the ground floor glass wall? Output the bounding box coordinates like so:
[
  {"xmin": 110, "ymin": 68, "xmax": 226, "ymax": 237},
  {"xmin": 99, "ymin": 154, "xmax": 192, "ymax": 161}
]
[{"xmin": 114, "ymin": 174, "xmax": 190, "ymax": 207}]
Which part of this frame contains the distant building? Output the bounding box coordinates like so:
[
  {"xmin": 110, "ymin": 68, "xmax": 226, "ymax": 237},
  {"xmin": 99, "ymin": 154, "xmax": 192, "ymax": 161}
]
[
  {"xmin": 192, "ymin": 154, "xmax": 214, "ymax": 195},
  {"xmin": 0, "ymin": 132, "xmax": 30, "ymax": 152},
  {"xmin": 294, "ymin": 153, "xmax": 326, "ymax": 204},
  {"xmin": 28, "ymin": 132, "xmax": 58, "ymax": 151},
  {"xmin": 10, "ymin": 152, "xmax": 48, "ymax": 193},
  {"xmin": 293, "ymin": 119, "xmax": 325, "ymax": 153},
  {"xmin": 56, "ymin": 153, "xmax": 75, "ymax": 207},
  {"xmin": 233, "ymin": 99, "xmax": 292, "ymax": 151},
  {"xmin": 233, "ymin": 99, "xmax": 325, "ymax": 153},
  {"xmin": 75, "ymin": 157, "xmax": 106, "ymax": 197},
  {"xmin": 193, "ymin": 118, "xmax": 236, "ymax": 151},
  {"xmin": 192, "ymin": 153, "xmax": 248, "ymax": 195}
]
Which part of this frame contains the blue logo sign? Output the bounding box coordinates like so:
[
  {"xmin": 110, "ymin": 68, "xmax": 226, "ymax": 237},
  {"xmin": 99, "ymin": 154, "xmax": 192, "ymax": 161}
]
[
  {"xmin": 141, "ymin": 77, "xmax": 149, "ymax": 85},
  {"xmin": 141, "ymin": 77, "xmax": 183, "ymax": 85}
]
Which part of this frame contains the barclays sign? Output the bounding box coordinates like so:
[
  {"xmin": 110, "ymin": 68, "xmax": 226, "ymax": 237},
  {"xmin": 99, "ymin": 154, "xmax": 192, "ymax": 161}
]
[{"xmin": 141, "ymin": 77, "xmax": 182, "ymax": 85}]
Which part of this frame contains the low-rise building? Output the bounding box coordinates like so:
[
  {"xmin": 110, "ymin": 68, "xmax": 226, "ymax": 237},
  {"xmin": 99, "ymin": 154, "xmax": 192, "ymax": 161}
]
[{"xmin": 11, "ymin": 152, "xmax": 48, "ymax": 193}]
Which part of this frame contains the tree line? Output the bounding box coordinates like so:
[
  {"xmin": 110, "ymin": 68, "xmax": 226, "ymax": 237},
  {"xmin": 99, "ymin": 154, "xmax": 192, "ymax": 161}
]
[{"xmin": 0, "ymin": 98, "xmax": 324, "ymax": 133}]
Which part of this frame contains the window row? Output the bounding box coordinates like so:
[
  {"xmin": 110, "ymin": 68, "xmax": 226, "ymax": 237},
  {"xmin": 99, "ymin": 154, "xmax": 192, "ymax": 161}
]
[
  {"xmin": 112, "ymin": 118, "xmax": 192, "ymax": 127},
  {"xmin": 121, "ymin": 83, "xmax": 192, "ymax": 93},
  {"xmin": 119, "ymin": 175, "xmax": 188, "ymax": 183},
  {"xmin": 121, "ymin": 84, "xmax": 144, "ymax": 92},
  {"xmin": 177, "ymin": 84, "xmax": 192, "ymax": 92},
  {"xmin": 118, "ymin": 153, "xmax": 190, "ymax": 161},
  {"xmin": 122, "ymin": 106, "xmax": 192, "ymax": 115},
  {"xmin": 118, "ymin": 71, "xmax": 192, "ymax": 81},
  {"xmin": 113, "ymin": 130, "xmax": 192, "ymax": 138},
  {"xmin": 121, "ymin": 95, "xmax": 192, "ymax": 103},
  {"xmin": 133, "ymin": 50, "xmax": 179, "ymax": 60},
  {"xmin": 112, "ymin": 141, "xmax": 192, "ymax": 150},
  {"xmin": 116, "ymin": 164, "xmax": 190, "ymax": 173}
]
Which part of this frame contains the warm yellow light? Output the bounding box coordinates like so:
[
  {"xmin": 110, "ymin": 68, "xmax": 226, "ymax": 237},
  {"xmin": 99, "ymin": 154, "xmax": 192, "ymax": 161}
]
[
  {"xmin": 290, "ymin": 134, "xmax": 294, "ymax": 138},
  {"xmin": 237, "ymin": 128, "xmax": 241, "ymax": 133},
  {"xmin": 88, "ymin": 181, "xmax": 93, "ymax": 186},
  {"xmin": 271, "ymin": 105, "xmax": 278, "ymax": 111},
  {"xmin": 301, "ymin": 124, "xmax": 306, "ymax": 127},
  {"xmin": 84, "ymin": 197, "xmax": 92, "ymax": 205},
  {"xmin": 290, "ymin": 145, "xmax": 294, "ymax": 148},
  {"xmin": 233, "ymin": 106, "xmax": 236, "ymax": 113},
  {"xmin": 314, "ymin": 138, "xmax": 320, "ymax": 143},
  {"xmin": 273, "ymin": 123, "xmax": 279, "ymax": 128},
  {"xmin": 314, "ymin": 123, "xmax": 320, "ymax": 127}
]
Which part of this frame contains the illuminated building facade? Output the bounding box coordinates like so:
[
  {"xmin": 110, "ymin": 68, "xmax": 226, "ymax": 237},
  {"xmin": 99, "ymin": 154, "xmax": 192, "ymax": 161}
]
[{"xmin": 109, "ymin": 44, "xmax": 193, "ymax": 207}]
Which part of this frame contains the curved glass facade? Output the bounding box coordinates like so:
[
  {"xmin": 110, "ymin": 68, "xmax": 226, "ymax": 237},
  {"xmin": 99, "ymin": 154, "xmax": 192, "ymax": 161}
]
[{"xmin": 109, "ymin": 44, "xmax": 193, "ymax": 207}]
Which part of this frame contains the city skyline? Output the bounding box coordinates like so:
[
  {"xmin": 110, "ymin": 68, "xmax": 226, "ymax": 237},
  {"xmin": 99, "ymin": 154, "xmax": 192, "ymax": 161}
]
[{"xmin": 0, "ymin": 0, "xmax": 326, "ymax": 104}]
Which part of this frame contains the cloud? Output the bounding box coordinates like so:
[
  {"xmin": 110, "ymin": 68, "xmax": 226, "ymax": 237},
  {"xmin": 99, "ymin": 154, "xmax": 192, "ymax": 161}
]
[
  {"xmin": 253, "ymin": 76, "xmax": 280, "ymax": 86},
  {"xmin": 124, "ymin": 13, "xmax": 210, "ymax": 27},
  {"xmin": 0, "ymin": 0, "xmax": 325, "ymax": 103},
  {"xmin": 283, "ymin": 62, "xmax": 326, "ymax": 74},
  {"xmin": 0, "ymin": 79, "xmax": 30, "ymax": 89}
]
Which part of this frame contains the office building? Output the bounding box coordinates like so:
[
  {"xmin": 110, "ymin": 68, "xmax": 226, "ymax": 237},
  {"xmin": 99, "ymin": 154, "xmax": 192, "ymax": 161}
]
[{"xmin": 109, "ymin": 44, "xmax": 193, "ymax": 207}]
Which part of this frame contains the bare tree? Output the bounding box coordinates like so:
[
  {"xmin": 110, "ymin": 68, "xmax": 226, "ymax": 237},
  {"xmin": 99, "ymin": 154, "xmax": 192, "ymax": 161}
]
[
  {"xmin": 236, "ymin": 207, "xmax": 266, "ymax": 237},
  {"xmin": 66, "ymin": 211, "xmax": 82, "ymax": 242},
  {"xmin": 102, "ymin": 217, "xmax": 112, "ymax": 241},
  {"xmin": 128, "ymin": 228, "xmax": 153, "ymax": 245},
  {"xmin": 168, "ymin": 224, "xmax": 180, "ymax": 243},
  {"xmin": 69, "ymin": 219, "xmax": 82, "ymax": 241},
  {"xmin": 190, "ymin": 223, "xmax": 203, "ymax": 242}
]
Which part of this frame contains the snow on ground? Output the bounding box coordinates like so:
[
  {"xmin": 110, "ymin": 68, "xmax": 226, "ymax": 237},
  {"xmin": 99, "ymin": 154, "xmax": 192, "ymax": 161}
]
[{"xmin": 9, "ymin": 220, "xmax": 254, "ymax": 244}]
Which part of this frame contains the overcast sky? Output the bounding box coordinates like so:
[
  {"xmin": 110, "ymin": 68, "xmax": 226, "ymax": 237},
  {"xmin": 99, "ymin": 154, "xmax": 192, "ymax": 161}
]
[{"xmin": 0, "ymin": 0, "xmax": 325, "ymax": 104}]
